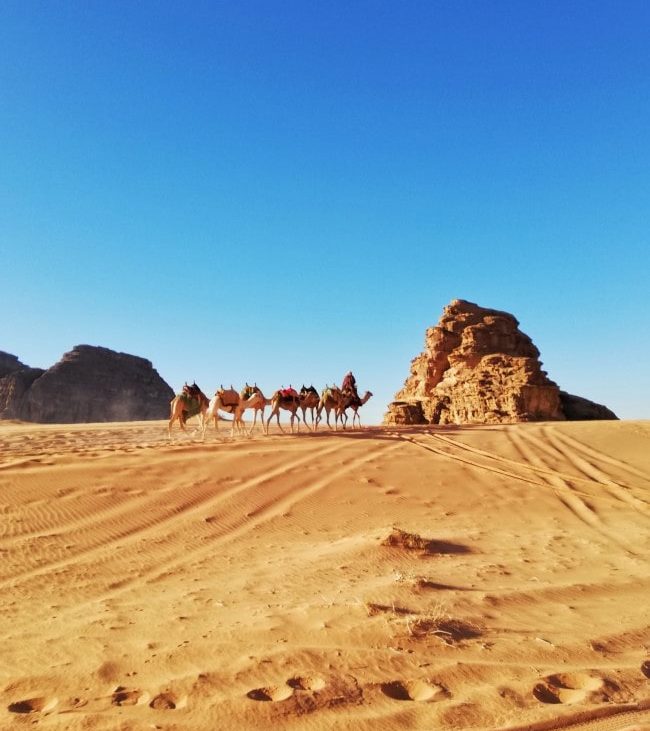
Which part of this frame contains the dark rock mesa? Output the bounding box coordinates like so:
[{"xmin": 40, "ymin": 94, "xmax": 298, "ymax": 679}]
[
  {"xmin": 384, "ymin": 299, "xmax": 617, "ymax": 425},
  {"xmin": 0, "ymin": 345, "xmax": 174, "ymax": 423}
]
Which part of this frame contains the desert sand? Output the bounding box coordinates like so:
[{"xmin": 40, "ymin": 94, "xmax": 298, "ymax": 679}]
[{"xmin": 0, "ymin": 417, "xmax": 649, "ymax": 731}]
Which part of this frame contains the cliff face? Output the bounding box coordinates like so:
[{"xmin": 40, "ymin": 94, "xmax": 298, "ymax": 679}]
[
  {"xmin": 0, "ymin": 346, "xmax": 174, "ymax": 423},
  {"xmin": 384, "ymin": 300, "xmax": 617, "ymax": 425}
]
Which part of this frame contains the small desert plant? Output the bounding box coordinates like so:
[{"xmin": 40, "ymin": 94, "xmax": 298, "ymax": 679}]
[
  {"xmin": 382, "ymin": 527, "xmax": 431, "ymax": 551},
  {"xmin": 405, "ymin": 601, "xmax": 482, "ymax": 644}
]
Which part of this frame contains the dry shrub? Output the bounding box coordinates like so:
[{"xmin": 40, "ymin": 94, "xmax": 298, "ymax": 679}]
[
  {"xmin": 382, "ymin": 528, "xmax": 431, "ymax": 551},
  {"xmin": 408, "ymin": 616, "xmax": 482, "ymax": 644}
]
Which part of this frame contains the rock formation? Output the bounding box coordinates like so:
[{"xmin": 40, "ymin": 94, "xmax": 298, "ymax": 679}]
[
  {"xmin": 384, "ymin": 300, "xmax": 617, "ymax": 425},
  {"xmin": 559, "ymin": 391, "xmax": 618, "ymax": 421},
  {"xmin": 0, "ymin": 346, "xmax": 174, "ymax": 423}
]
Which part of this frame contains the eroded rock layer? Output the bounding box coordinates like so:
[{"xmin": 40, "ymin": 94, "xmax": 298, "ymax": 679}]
[{"xmin": 384, "ymin": 300, "xmax": 616, "ymax": 425}]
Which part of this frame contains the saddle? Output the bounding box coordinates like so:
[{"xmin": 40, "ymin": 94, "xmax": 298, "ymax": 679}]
[
  {"xmin": 280, "ymin": 387, "xmax": 298, "ymax": 399},
  {"xmin": 218, "ymin": 388, "xmax": 239, "ymax": 408}
]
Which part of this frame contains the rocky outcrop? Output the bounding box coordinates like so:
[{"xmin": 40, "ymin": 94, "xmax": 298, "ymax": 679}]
[
  {"xmin": 0, "ymin": 346, "xmax": 174, "ymax": 423},
  {"xmin": 0, "ymin": 365, "xmax": 46, "ymax": 420},
  {"xmin": 383, "ymin": 401, "xmax": 426, "ymax": 426},
  {"xmin": 0, "ymin": 352, "xmax": 27, "ymax": 379},
  {"xmin": 384, "ymin": 300, "xmax": 617, "ymax": 425},
  {"xmin": 559, "ymin": 392, "xmax": 618, "ymax": 421}
]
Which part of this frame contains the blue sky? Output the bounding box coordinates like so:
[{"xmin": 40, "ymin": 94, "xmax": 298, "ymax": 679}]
[{"xmin": 1, "ymin": 1, "xmax": 649, "ymax": 424}]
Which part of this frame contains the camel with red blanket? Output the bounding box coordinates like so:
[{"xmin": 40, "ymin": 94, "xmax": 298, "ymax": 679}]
[{"xmin": 266, "ymin": 386, "xmax": 302, "ymax": 433}]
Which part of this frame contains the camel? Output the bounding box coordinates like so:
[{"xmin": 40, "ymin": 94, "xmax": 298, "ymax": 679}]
[
  {"xmin": 168, "ymin": 382, "xmax": 210, "ymax": 438},
  {"xmin": 337, "ymin": 390, "xmax": 373, "ymax": 430},
  {"xmin": 314, "ymin": 385, "xmax": 346, "ymax": 431},
  {"xmin": 266, "ymin": 386, "xmax": 302, "ymax": 434},
  {"xmin": 236, "ymin": 383, "xmax": 271, "ymax": 435},
  {"xmin": 204, "ymin": 385, "xmax": 243, "ymax": 437},
  {"xmin": 298, "ymin": 385, "xmax": 320, "ymax": 430}
]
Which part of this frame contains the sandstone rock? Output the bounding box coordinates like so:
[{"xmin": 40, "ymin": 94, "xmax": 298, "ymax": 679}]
[
  {"xmin": 559, "ymin": 391, "xmax": 618, "ymax": 421},
  {"xmin": 0, "ymin": 345, "xmax": 174, "ymax": 423},
  {"xmin": 382, "ymin": 401, "xmax": 426, "ymax": 426},
  {"xmin": 384, "ymin": 299, "xmax": 615, "ymax": 425},
  {"xmin": 0, "ymin": 366, "xmax": 46, "ymax": 420},
  {"xmin": 0, "ymin": 351, "xmax": 27, "ymax": 378}
]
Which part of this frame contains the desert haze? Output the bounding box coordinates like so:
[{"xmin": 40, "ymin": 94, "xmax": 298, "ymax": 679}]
[{"xmin": 1, "ymin": 419, "xmax": 649, "ymax": 730}]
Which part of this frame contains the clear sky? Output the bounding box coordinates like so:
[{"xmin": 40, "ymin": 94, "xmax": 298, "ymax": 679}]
[{"xmin": 2, "ymin": 1, "xmax": 649, "ymax": 424}]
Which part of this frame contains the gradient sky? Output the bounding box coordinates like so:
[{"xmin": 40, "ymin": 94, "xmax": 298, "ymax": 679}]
[{"xmin": 2, "ymin": 1, "xmax": 649, "ymax": 425}]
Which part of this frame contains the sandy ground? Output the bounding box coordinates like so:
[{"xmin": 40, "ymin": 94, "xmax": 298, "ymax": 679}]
[{"xmin": 0, "ymin": 417, "xmax": 649, "ymax": 731}]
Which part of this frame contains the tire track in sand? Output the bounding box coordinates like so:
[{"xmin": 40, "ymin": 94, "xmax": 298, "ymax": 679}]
[
  {"xmin": 542, "ymin": 427, "xmax": 650, "ymax": 514},
  {"xmin": 499, "ymin": 697, "xmax": 650, "ymax": 731},
  {"xmin": 401, "ymin": 429, "xmax": 639, "ymax": 555},
  {"xmin": 429, "ymin": 432, "xmax": 641, "ymax": 495},
  {"xmin": 0, "ymin": 441, "xmax": 345, "ymax": 590},
  {"xmin": 511, "ymin": 430, "xmax": 640, "ymax": 555},
  {"xmin": 1, "ymin": 439, "xmax": 405, "ymax": 605},
  {"xmin": 138, "ymin": 439, "xmax": 406, "ymax": 587}
]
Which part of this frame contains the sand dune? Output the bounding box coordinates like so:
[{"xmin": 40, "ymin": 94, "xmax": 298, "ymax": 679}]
[{"xmin": 1, "ymin": 418, "xmax": 649, "ymax": 730}]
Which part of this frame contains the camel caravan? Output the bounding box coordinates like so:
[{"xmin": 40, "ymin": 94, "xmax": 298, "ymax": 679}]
[{"xmin": 168, "ymin": 372, "xmax": 372, "ymax": 438}]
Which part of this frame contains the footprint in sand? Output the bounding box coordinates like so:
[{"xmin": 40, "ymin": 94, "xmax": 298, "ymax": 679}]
[
  {"xmin": 150, "ymin": 691, "xmax": 184, "ymax": 709},
  {"xmin": 111, "ymin": 686, "xmax": 147, "ymax": 706},
  {"xmin": 247, "ymin": 685, "xmax": 294, "ymax": 702},
  {"xmin": 381, "ymin": 680, "xmax": 449, "ymax": 702},
  {"xmin": 287, "ymin": 675, "xmax": 326, "ymax": 691},
  {"xmin": 8, "ymin": 696, "xmax": 58, "ymax": 714},
  {"xmin": 533, "ymin": 673, "xmax": 604, "ymax": 704},
  {"xmin": 641, "ymin": 660, "xmax": 650, "ymax": 679}
]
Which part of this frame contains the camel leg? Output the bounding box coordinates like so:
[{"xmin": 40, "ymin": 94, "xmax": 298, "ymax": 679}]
[
  {"xmin": 300, "ymin": 407, "xmax": 310, "ymax": 431},
  {"xmin": 267, "ymin": 408, "xmax": 285, "ymax": 434},
  {"xmin": 291, "ymin": 409, "xmax": 301, "ymax": 433},
  {"xmin": 169, "ymin": 401, "xmax": 188, "ymax": 439},
  {"xmin": 248, "ymin": 408, "xmax": 257, "ymax": 436},
  {"xmin": 340, "ymin": 409, "xmax": 348, "ymax": 430},
  {"xmin": 168, "ymin": 400, "xmax": 178, "ymax": 439}
]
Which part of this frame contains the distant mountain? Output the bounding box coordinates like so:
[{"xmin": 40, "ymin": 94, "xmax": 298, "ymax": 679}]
[{"xmin": 0, "ymin": 345, "xmax": 174, "ymax": 423}]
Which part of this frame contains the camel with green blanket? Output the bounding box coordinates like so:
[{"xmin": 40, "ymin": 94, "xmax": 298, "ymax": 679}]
[
  {"xmin": 235, "ymin": 384, "xmax": 271, "ymax": 435},
  {"xmin": 168, "ymin": 382, "xmax": 210, "ymax": 437},
  {"xmin": 336, "ymin": 390, "xmax": 373, "ymax": 430},
  {"xmin": 314, "ymin": 385, "xmax": 346, "ymax": 431}
]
